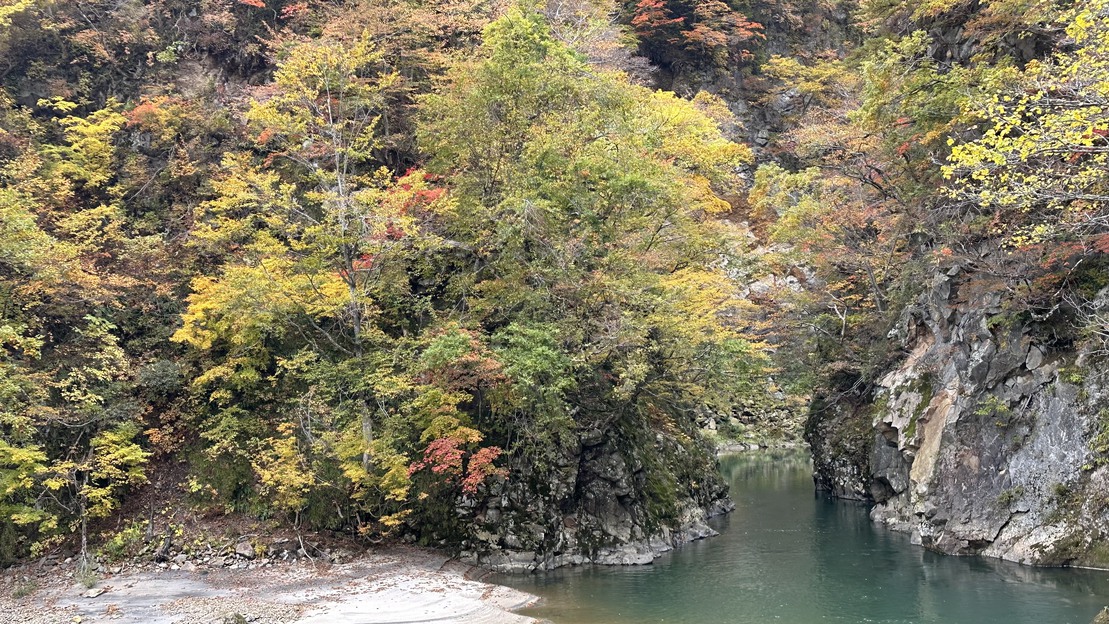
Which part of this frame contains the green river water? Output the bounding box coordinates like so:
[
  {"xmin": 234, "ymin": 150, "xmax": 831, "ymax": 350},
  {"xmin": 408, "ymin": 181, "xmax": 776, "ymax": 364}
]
[{"xmin": 495, "ymin": 451, "xmax": 1109, "ymax": 624}]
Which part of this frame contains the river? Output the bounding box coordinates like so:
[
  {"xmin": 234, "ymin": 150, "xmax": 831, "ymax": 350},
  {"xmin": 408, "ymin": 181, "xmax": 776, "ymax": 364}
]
[{"xmin": 494, "ymin": 451, "xmax": 1109, "ymax": 624}]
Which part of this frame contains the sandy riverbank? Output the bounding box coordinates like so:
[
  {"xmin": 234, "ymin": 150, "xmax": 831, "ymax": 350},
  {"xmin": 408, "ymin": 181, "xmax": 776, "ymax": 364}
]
[{"xmin": 1, "ymin": 546, "xmax": 539, "ymax": 624}]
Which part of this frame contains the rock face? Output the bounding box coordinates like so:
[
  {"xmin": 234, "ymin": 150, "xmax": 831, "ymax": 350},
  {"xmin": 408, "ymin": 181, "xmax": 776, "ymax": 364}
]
[
  {"xmin": 812, "ymin": 268, "xmax": 1109, "ymax": 567},
  {"xmin": 462, "ymin": 426, "xmax": 732, "ymax": 573}
]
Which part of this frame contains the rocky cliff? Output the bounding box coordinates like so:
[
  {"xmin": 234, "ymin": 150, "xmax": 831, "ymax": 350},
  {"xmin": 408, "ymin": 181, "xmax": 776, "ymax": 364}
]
[
  {"xmin": 810, "ymin": 267, "xmax": 1109, "ymax": 566},
  {"xmin": 461, "ymin": 422, "xmax": 732, "ymax": 573}
]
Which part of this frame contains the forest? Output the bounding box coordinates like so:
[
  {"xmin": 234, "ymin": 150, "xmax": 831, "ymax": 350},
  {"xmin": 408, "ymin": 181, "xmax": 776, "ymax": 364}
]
[{"xmin": 1, "ymin": 0, "xmax": 1108, "ymax": 586}]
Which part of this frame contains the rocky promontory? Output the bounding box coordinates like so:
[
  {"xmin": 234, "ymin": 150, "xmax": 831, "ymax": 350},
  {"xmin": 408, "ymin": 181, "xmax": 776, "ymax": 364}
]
[{"xmin": 462, "ymin": 425, "xmax": 733, "ymax": 572}]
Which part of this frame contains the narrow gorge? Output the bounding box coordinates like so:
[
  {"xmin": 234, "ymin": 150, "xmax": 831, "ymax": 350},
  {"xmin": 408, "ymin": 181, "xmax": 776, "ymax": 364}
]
[{"xmin": 2, "ymin": 0, "xmax": 1109, "ymax": 621}]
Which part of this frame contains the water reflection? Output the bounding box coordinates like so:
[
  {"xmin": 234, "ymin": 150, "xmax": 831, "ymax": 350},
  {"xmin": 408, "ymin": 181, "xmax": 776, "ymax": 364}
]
[{"xmin": 496, "ymin": 451, "xmax": 1109, "ymax": 624}]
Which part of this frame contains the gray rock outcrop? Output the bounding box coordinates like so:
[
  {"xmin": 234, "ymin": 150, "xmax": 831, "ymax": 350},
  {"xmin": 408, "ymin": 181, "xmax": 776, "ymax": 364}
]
[
  {"xmin": 812, "ymin": 267, "xmax": 1109, "ymax": 567},
  {"xmin": 462, "ymin": 426, "xmax": 732, "ymax": 573}
]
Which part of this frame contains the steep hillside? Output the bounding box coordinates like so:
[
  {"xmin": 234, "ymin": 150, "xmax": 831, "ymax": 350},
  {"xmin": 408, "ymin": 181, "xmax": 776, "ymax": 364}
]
[{"xmin": 0, "ymin": 0, "xmax": 769, "ymax": 571}]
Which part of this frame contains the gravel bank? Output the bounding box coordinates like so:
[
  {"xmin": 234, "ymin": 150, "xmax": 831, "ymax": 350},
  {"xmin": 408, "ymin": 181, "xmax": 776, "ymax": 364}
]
[{"xmin": 0, "ymin": 546, "xmax": 538, "ymax": 624}]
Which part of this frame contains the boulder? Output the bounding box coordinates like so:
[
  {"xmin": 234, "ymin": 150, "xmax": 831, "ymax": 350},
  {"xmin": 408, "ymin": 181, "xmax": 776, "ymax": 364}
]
[{"xmin": 234, "ymin": 541, "xmax": 256, "ymax": 560}]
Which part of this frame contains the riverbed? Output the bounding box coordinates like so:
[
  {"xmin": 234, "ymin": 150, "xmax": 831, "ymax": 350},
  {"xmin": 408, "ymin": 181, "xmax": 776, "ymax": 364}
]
[{"xmin": 496, "ymin": 451, "xmax": 1109, "ymax": 624}]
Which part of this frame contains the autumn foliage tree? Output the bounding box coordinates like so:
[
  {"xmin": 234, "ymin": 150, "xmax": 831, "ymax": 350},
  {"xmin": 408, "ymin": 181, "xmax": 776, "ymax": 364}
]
[
  {"xmin": 0, "ymin": 93, "xmax": 151, "ymax": 565},
  {"xmin": 171, "ymin": 7, "xmax": 765, "ymax": 540},
  {"xmin": 629, "ymin": 0, "xmax": 764, "ymax": 69},
  {"xmin": 940, "ymin": 0, "xmax": 1109, "ymax": 346},
  {"xmin": 173, "ymin": 31, "xmax": 509, "ymax": 535},
  {"xmin": 748, "ymin": 0, "xmax": 1109, "ymax": 396},
  {"xmin": 0, "ymin": 0, "xmax": 776, "ymax": 562},
  {"xmin": 944, "ymin": 0, "xmax": 1109, "ymax": 244},
  {"xmin": 417, "ymin": 8, "xmax": 764, "ymax": 520}
]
